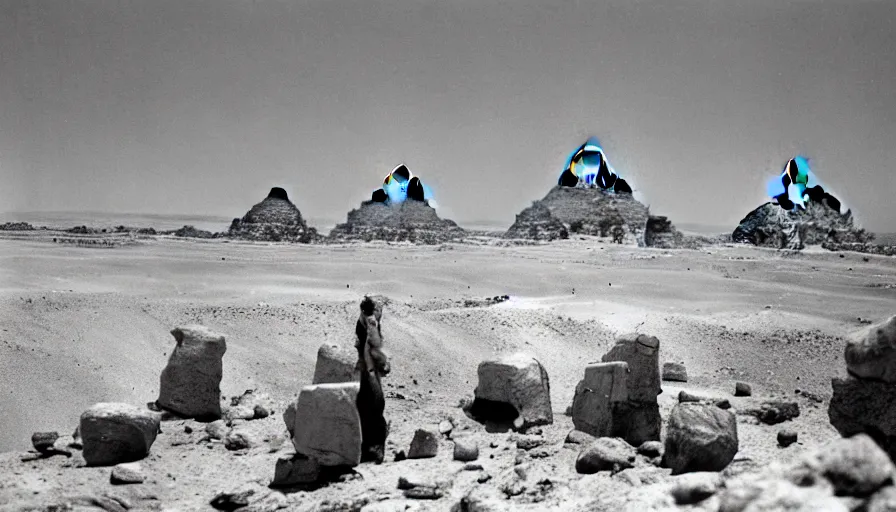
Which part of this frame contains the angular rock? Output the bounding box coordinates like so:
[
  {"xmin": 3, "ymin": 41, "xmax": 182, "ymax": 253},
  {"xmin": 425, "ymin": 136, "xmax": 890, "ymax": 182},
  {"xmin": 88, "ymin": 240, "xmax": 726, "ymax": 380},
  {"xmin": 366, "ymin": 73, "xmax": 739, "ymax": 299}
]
[
  {"xmin": 662, "ymin": 362, "xmax": 688, "ymax": 382},
  {"xmin": 575, "ymin": 437, "xmax": 637, "ymax": 474},
  {"xmin": 744, "ymin": 401, "xmax": 800, "ymax": 425},
  {"xmin": 566, "ymin": 430, "xmax": 597, "ymax": 445},
  {"xmin": 453, "ymin": 438, "xmax": 479, "ymax": 462},
  {"xmin": 439, "ymin": 420, "xmax": 454, "ymax": 436},
  {"xmin": 313, "ymin": 343, "xmax": 360, "ymax": 385},
  {"xmin": 830, "ymin": 376, "xmax": 896, "ymax": 460},
  {"xmin": 210, "ymin": 490, "xmax": 255, "ymax": 511},
  {"xmin": 156, "ymin": 325, "xmax": 226, "ymax": 420},
  {"xmin": 224, "ymin": 430, "xmax": 253, "ymax": 451},
  {"xmin": 734, "ymin": 382, "xmax": 752, "ymax": 396},
  {"xmin": 291, "ymin": 382, "xmax": 362, "ymax": 467},
  {"xmin": 778, "ymin": 429, "xmax": 798, "ymax": 448},
  {"xmin": 408, "ymin": 429, "xmax": 439, "ymax": 459},
  {"xmin": 225, "ymin": 405, "xmax": 255, "ymax": 421},
  {"xmin": 571, "ymin": 362, "xmax": 628, "ymax": 438},
  {"xmin": 472, "ymin": 353, "xmax": 552, "ymax": 429},
  {"xmin": 670, "ymin": 472, "xmax": 722, "ymax": 505},
  {"xmin": 110, "ymin": 462, "xmax": 146, "ymax": 485},
  {"xmin": 664, "ymin": 403, "xmax": 738, "ymax": 475},
  {"xmin": 79, "ymin": 403, "xmax": 161, "ymax": 466},
  {"xmin": 271, "ymin": 452, "xmax": 321, "ymax": 487},
  {"xmin": 31, "ymin": 432, "xmax": 59, "ymax": 454},
  {"xmin": 845, "ymin": 315, "xmax": 896, "ymax": 383},
  {"xmin": 206, "ymin": 420, "xmax": 228, "ymax": 440},
  {"xmin": 283, "ymin": 402, "xmax": 296, "ymax": 438},
  {"xmin": 601, "ymin": 333, "xmax": 661, "ymax": 402},
  {"xmin": 678, "ymin": 390, "xmax": 706, "ymax": 403}
]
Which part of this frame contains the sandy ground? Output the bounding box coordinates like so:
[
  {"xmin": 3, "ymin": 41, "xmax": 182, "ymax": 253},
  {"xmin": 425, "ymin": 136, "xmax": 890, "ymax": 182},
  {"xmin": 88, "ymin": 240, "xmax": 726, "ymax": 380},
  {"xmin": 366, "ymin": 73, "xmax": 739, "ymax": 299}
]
[{"xmin": 0, "ymin": 236, "xmax": 894, "ymax": 510}]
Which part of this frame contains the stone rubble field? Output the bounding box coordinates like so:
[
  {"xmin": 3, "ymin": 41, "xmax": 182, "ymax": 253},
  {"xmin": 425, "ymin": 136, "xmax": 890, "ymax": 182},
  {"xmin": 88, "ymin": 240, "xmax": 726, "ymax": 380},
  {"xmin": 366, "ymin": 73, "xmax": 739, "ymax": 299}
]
[{"xmin": 0, "ymin": 236, "xmax": 894, "ymax": 511}]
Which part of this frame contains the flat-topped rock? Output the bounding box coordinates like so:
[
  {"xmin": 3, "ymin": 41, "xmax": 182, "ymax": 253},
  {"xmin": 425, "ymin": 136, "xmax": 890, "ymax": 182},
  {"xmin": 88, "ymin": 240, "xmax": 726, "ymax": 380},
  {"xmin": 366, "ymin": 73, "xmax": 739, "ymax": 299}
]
[
  {"xmin": 571, "ymin": 362, "xmax": 628, "ymax": 438},
  {"xmin": 80, "ymin": 403, "xmax": 161, "ymax": 466},
  {"xmin": 291, "ymin": 382, "xmax": 362, "ymax": 467},
  {"xmin": 312, "ymin": 343, "xmax": 359, "ymax": 384},
  {"xmin": 601, "ymin": 333, "xmax": 661, "ymax": 402}
]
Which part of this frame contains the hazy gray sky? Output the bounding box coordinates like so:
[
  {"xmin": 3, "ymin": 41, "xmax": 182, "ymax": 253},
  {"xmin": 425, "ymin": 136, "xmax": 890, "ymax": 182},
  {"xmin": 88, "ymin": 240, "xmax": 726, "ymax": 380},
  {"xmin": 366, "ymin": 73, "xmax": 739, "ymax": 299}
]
[{"xmin": 2, "ymin": 0, "xmax": 895, "ymax": 231}]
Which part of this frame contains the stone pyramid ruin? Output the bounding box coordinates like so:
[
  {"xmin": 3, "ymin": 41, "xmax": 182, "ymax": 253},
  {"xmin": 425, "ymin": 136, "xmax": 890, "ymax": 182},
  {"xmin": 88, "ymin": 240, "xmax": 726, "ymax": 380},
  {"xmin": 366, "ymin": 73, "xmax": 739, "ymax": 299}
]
[
  {"xmin": 504, "ymin": 139, "xmax": 691, "ymax": 247},
  {"xmin": 228, "ymin": 187, "xmax": 320, "ymax": 243},
  {"xmin": 327, "ymin": 165, "xmax": 466, "ymax": 244},
  {"xmin": 733, "ymin": 157, "xmax": 873, "ymax": 250}
]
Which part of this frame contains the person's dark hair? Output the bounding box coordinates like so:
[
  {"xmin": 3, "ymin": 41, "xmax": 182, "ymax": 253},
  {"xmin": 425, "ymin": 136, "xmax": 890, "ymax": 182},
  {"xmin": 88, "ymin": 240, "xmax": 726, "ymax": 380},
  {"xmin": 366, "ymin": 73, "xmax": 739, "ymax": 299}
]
[{"xmin": 360, "ymin": 296, "xmax": 376, "ymax": 316}]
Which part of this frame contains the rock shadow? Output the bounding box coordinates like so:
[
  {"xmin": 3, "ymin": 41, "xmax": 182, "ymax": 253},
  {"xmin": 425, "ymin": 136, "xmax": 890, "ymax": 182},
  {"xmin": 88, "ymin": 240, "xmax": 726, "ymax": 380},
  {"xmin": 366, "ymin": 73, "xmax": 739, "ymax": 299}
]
[{"xmin": 464, "ymin": 398, "xmax": 520, "ymax": 433}]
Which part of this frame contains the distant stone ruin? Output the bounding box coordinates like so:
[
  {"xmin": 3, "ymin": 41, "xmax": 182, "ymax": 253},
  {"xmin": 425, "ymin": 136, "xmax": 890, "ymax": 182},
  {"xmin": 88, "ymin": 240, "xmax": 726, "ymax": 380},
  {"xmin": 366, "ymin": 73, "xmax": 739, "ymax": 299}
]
[
  {"xmin": 327, "ymin": 199, "xmax": 466, "ymax": 245},
  {"xmin": 228, "ymin": 187, "xmax": 320, "ymax": 243},
  {"xmin": 732, "ymin": 201, "xmax": 873, "ymax": 251}
]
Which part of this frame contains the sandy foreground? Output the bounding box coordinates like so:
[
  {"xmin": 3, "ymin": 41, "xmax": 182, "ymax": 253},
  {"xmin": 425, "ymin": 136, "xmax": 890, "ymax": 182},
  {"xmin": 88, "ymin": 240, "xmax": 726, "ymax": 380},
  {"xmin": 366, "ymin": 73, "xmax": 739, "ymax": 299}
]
[{"xmin": 0, "ymin": 236, "xmax": 894, "ymax": 510}]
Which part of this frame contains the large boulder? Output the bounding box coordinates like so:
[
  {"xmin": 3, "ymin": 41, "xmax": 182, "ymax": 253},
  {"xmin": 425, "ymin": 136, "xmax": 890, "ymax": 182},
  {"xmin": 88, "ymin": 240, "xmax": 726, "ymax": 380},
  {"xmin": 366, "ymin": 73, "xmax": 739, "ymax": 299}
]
[
  {"xmin": 79, "ymin": 403, "xmax": 161, "ymax": 466},
  {"xmin": 794, "ymin": 433, "xmax": 896, "ymax": 497},
  {"xmin": 472, "ymin": 353, "xmax": 552, "ymax": 430},
  {"xmin": 571, "ymin": 362, "xmax": 628, "ymax": 437},
  {"xmin": 291, "ymin": 382, "xmax": 362, "ymax": 467},
  {"xmin": 156, "ymin": 325, "xmax": 226, "ymax": 421},
  {"xmin": 312, "ymin": 343, "xmax": 359, "ymax": 385},
  {"xmin": 664, "ymin": 403, "xmax": 738, "ymax": 475},
  {"xmin": 844, "ymin": 315, "xmax": 896, "ymax": 383},
  {"xmin": 228, "ymin": 187, "xmax": 320, "ymax": 243},
  {"xmin": 829, "ymin": 375, "xmax": 896, "ymax": 460}
]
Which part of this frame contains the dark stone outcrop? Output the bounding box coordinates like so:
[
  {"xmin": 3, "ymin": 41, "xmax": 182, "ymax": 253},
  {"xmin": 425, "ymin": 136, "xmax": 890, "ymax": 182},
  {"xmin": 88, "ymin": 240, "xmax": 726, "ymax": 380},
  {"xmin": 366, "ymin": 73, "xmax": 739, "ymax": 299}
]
[
  {"xmin": 327, "ymin": 200, "xmax": 466, "ymax": 245},
  {"xmin": 732, "ymin": 202, "xmax": 873, "ymax": 250},
  {"xmin": 228, "ymin": 187, "xmax": 320, "ymax": 243}
]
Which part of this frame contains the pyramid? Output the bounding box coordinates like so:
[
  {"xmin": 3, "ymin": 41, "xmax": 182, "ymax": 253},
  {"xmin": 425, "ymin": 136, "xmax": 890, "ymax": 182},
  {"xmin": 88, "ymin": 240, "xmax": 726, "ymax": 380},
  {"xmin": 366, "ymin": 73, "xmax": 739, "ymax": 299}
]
[{"xmin": 228, "ymin": 187, "xmax": 320, "ymax": 243}]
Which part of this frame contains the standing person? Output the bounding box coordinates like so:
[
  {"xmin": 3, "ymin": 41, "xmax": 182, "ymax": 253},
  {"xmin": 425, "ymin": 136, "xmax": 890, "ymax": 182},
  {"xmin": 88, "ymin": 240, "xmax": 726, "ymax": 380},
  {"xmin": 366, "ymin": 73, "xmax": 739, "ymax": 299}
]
[{"xmin": 355, "ymin": 296, "xmax": 390, "ymax": 463}]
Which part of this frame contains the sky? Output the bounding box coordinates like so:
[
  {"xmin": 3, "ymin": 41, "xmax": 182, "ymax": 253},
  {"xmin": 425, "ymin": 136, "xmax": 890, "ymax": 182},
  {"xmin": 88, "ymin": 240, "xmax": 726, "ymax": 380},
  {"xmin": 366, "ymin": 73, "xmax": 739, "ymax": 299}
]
[{"xmin": 1, "ymin": 0, "xmax": 895, "ymax": 231}]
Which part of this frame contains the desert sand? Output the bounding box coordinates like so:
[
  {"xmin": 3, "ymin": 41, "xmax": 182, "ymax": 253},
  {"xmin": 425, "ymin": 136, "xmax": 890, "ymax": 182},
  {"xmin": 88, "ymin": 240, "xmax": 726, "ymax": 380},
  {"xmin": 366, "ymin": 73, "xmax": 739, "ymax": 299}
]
[{"xmin": 1, "ymin": 235, "xmax": 894, "ymax": 510}]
